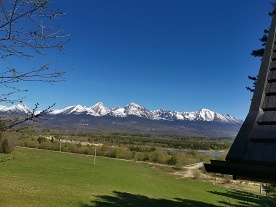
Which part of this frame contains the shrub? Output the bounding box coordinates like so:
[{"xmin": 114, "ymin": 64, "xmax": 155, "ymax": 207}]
[
  {"xmin": 104, "ymin": 148, "xmax": 116, "ymax": 158},
  {"xmin": 263, "ymin": 184, "xmax": 276, "ymax": 197},
  {"xmin": 67, "ymin": 144, "xmax": 79, "ymax": 153},
  {"xmin": 167, "ymin": 153, "xmax": 183, "ymax": 165},
  {"xmin": 149, "ymin": 151, "xmax": 169, "ymax": 164},
  {"xmin": 0, "ymin": 138, "xmax": 10, "ymax": 154},
  {"xmin": 77, "ymin": 146, "xmax": 94, "ymax": 155},
  {"xmin": 134, "ymin": 152, "xmax": 145, "ymax": 161},
  {"xmin": 39, "ymin": 141, "xmax": 59, "ymax": 151},
  {"xmin": 192, "ymin": 170, "xmax": 201, "ymax": 180},
  {"xmin": 222, "ymin": 175, "xmax": 232, "ymax": 184},
  {"xmin": 37, "ymin": 137, "xmax": 47, "ymax": 144},
  {"xmin": 114, "ymin": 147, "xmax": 133, "ymax": 160},
  {"xmin": 174, "ymin": 162, "xmax": 183, "ymax": 170},
  {"xmin": 24, "ymin": 140, "xmax": 39, "ymax": 148},
  {"xmin": 143, "ymin": 152, "xmax": 150, "ymax": 161},
  {"xmin": 97, "ymin": 145, "xmax": 108, "ymax": 156}
]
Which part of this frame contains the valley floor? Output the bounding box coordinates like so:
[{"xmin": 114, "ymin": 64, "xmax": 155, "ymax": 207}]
[{"xmin": 0, "ymin": 147, "xmax": 274, "ymax": 207}]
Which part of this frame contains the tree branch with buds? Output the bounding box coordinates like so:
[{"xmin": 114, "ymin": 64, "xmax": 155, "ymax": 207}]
[{"xmin": 0, "ymin": 0, "xmax": 69, "ymax": 130}]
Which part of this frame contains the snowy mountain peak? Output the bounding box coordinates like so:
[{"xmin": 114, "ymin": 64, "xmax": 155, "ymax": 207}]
[
  {"xmin": 125, "ymin": 103, "xmax": 144, "ymax": 112},
  {"xmin": 70, "ymin": 105, "xmax": 87, "ymax": 114},
  {"xmin": 91, "ymin": 102, "xmax": 110, "ymax": 116},
  {"xmin": 50, "ymin": 105, "xmax": 87, "ymax": 115},
  {"xmin": 199, "ymin": 108, "xmax": 212, "ymax": 113},
  {"xmin": 124, "ymin": 103, "xmax": 152, "ymax": 118},
  {"xmin": 126, "ymin": 102, "xmax": 141, "ymax": 108},
  {"xmin": 0, "ymin": 103, "xmax": 243, "ymax": 124},
  {"xmin": 197, "ymin": 108, "xmax": 215, "ymax": 121},
  {"xmin": 7, "ymin": 104, "xmax": 31, "ymax": 114}
]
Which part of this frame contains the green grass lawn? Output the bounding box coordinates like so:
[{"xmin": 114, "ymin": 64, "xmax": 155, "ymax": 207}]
[{"xmin": 0, "ymin": 147, "xmax": 274, "ymax": 207}]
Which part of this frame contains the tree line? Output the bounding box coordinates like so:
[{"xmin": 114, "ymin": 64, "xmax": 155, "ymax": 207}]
[{"xmin": 19, "ymin": 136, "xmax": 222, "ymax": 168}]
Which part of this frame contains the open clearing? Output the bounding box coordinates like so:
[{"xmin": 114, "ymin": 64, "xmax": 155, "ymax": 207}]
[{"xmin": 0, "ymin": 147, "xmax": 274, "ymax": 207}]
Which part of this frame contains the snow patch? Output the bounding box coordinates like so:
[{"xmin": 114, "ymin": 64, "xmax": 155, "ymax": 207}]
[{"xmin": 0, "ymin": 102, "xmax": 243, "ymax": 124}]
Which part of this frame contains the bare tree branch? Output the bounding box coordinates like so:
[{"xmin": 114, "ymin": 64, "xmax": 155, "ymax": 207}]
[
  {"xmin": 0, "ymin": 0, "xmax": 70, "ymax": 130},
  {"xmin": 0, "ymin": 103, "xmax": 55, "ymax": 131}
]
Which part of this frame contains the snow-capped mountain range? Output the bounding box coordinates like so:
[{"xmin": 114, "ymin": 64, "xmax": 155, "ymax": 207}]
[{"xmin": 0, "ymin": 102, "xmax": 242, "ymax": 123}]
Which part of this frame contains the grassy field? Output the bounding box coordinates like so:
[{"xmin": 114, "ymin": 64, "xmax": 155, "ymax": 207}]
[{"xmin": 0, "ymin": 147, "xmax": 274, "ymax": 207}]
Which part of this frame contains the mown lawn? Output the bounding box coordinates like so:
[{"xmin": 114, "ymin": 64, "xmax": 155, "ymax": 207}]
[{"xmin": 0, "ymin": 147, "xmax": 274, "ymax": 207}]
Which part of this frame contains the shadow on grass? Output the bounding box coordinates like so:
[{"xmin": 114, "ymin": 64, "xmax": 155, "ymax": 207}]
[
  {"xmin": 209, "ymin": 189, "xmax": 276, "ymax": 207},
  {"xmin": 81, "ymin": 189, "xmax": 276, "ymax": 207},
  {"xmin": 80, "ymin": 191, "xmax": 218, "ymax": 207}
]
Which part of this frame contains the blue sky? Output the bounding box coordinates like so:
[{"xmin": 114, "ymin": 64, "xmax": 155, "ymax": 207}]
[{"xmin": 6, "ymin": 0, "xmax": 274, "ymax": 120}]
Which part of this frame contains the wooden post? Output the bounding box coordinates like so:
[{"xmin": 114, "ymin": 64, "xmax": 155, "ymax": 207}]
[{"xmin": 94, "ymin": 147, "xmax": 97, "ymax": 165}]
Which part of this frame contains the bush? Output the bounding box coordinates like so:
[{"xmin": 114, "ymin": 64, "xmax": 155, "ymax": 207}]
[
  {"xmin": 192, "ymin": 170, "xmax": 201, "ymax": 180},
  {"xmin": 37, "ymin": 137, "xmax": 47, "ymax": 144},
  {"xmin": 149, "ymin": 151, "xmax": 169, "ymax": 164},
  {"xmin": 134, "ymin": 152, "xmax": 145, "ymax": 161},
  {"xmin": 263, "ymin": 184, "xmax": 276, "ymax": 197},
  {"xmin": 114, "ymin": 147, "xmax": 133, "ymax": 160},
  {"xmin": 104, "ymin": 148, "xmax": 116, "ymax": 158},
  {"xmin": 61, "ymin": 144, "xmax": 68, "ymax": 152},
  {"xmin": 97, "ymin": 145, "xmax": 108, "ymax": 156},
  {"xmin": 0, "ymin": 132, "xmax": 18, "ymax": 152},
  {"xmin": 174, "ymin": 162, "xmax": 183, "ymax": 170},
  {"xmin": 143, "ymin": 152, "xmax": 150, "ymax": 161},
  {"xmin": 24, "ymin": 140, "xmax": 39, "ymax": 148},
  {"xmin": 39, "ymin": 141, "xmax": 60, "ymax": 151},
  {"xmin": 0, "ymin": 138, "xmax": 10, "ymax": 154},
  {"xmin": 167, "ymin": 153, "xmax": 183, "ymax": 165},
  {"xmin": 67, "ymin": 144, "xmax": 79, "ymax": 153},
  {"xmin": 77, "ymin": 146, "xmax": 94, "ymax": 155}
]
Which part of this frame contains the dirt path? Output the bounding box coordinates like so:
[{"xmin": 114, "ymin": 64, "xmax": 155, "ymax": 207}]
[{"xmin": 173, "ymin": 162, "xmax": 204, "ymax": 178}]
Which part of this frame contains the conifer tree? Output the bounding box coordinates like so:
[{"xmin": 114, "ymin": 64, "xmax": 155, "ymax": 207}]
[{"xmin": 247, "ymin": 3, "xmax": 276, "ymax": 92}]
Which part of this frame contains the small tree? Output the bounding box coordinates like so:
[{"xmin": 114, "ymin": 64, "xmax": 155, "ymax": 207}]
[
  {"xmin": 37, "ymin": 136, "xmax": 47, "ymax": 144},
  {"xmin": 0, "ymin": 138, "xmax": 10, "ymax": 153},
  {"xmin": 262, "ymin": 183, "xmax": 276, "ymax": 197}
]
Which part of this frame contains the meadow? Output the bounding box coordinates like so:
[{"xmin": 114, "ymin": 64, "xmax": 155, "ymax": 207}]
[{"xmin": 0, "ymin": 147, "xmax": 274, "ymax": 207}]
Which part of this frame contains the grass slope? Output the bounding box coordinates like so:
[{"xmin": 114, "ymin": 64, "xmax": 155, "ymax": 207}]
[{"xmin": 0, "ymin": 147, "xmax": 273, "ymax": 207}]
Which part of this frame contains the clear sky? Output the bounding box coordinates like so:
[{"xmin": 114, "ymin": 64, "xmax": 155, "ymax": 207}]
[{"xmin": 6, "ymin": 0, "xmax": 275, "ymax": 120}]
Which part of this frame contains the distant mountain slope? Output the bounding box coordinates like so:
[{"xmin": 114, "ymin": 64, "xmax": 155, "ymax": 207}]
[
  {"xmin": 46, "ymin": 102, "xmax": 242, "ymax": 123},
  {"xmin": 0, "ymin": 102, "xmax": 243, "ymax": 137}
]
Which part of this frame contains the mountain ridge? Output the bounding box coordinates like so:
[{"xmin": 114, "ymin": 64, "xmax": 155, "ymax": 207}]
[
  {"xmin": 0, "ymin": 102, "xmax": 243, "ymax": 137},
  {"xmin": 0, "ymin": 102, "xmax": 242, "ymax": 123}
]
